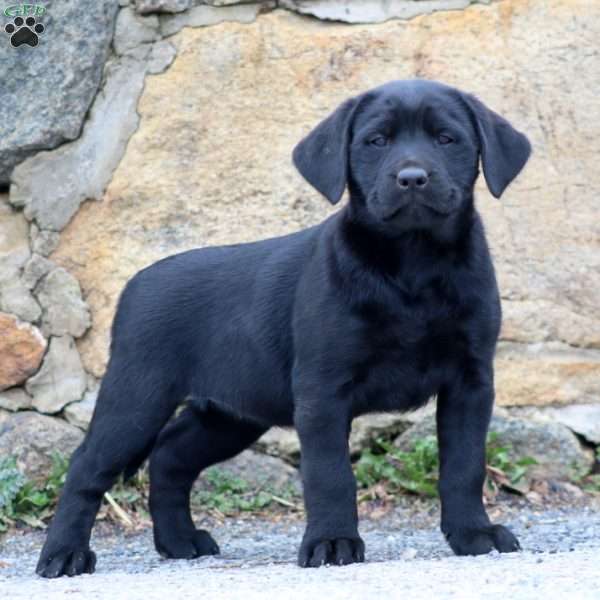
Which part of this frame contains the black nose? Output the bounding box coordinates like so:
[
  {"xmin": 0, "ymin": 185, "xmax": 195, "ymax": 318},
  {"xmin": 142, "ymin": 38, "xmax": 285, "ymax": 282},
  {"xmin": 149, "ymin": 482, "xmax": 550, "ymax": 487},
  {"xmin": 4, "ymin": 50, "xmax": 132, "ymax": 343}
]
[{"xmin": 397, "ymin": 167, "xmax": 429, "ymax": 190}]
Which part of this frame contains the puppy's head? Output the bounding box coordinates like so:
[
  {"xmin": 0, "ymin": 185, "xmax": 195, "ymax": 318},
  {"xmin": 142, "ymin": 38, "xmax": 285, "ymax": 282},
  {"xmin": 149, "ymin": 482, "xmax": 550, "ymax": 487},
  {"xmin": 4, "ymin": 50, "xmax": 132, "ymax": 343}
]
[{"xmin": 293, "ymin": 80, "xmax": 531, "ymax": 235}]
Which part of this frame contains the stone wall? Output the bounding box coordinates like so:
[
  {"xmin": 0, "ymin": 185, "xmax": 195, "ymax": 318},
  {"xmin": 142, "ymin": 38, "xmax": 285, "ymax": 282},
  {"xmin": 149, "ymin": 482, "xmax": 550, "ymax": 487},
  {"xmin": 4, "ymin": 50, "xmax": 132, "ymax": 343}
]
[{"xmin": 0, "ymin": 0, "xmax": 599, "ymax": 477}]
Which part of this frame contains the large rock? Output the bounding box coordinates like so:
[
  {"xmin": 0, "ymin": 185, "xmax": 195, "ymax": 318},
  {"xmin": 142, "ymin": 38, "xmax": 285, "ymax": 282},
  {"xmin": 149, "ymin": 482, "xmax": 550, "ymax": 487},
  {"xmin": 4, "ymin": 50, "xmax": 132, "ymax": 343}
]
[
  {"xmin": 51, "ymin": 2, "xmax": 600, "ymax": 408},
  {"xmin": 0, "ymin": 387, "xmax": 33, "ymax": 411},
  {"xmin": 0, "ymin": 411, "xmax": 83, "ymax": 481},
  {"xmin": 395, "ymin": 412, "xmax": 594, "ymax": 481},
  {"xmin": 0, "ymin": 0, "xmax": 119, "ymax": 185},
  {"xmin": 256, "ymin": 408, "xmax": 433, "ymax": 463},
  {"xmin": 22, "ymin": 254, "xmax": 54, "ymax": 290},
  {"xmin": 349, "ymin": 411, "xmax": 433, "ymax": 454},
  {"xmin": 0, "ymin": 200, "xmax": 38, "ymax": 321},
  {"xmin": 30, "ymin": 227, "xmax": 60, "ymax": 258},
  {"xmin": 36, "ymin": 268, "xmax": 91, "ymax": 338},
  {"xmin": 0, "ymin": 409, "xmax": 10, "ymax": 427},
  {"xmin": 147, "ymin": 40, "xmax": 178, "ymax": 74},
  {"xmin": 256, "ymin": 428, "xmax": 301, "ymax": 464},
  {"xmin": 64, "ymin": 386, "xmax": 98, "ymax": 430},
  {"xmin": 0, "ymin": 278, "xmax": 41, "ymax": 323},
  {"xmin": 10, "ymin": 55, "xmax": 150, "ymax": 232},
  {"xmin": 135, "ymin": 0, "xmax": 192, "ymax": 15},
  {"xmin": 25, "ymin": 336, "xmax": 87, "ymax": 414},
  {"xmin": 495, "ymin": 342, "xmax": 600, "ymax": 407},
  {"xmin": 113, "ymin": 7, "xmax": 160, "ymax": 55},
  {"xmin": 159, "ymin": 2, "xmax": 273, "ymax": 36},
  {"xmin": 280, "ymin": 0, "xmax": 484, "ymax": 23},
  {"xmin": 0, "ymin": 313, "xmax": 46, "ymax": 391},
  {"xmin": 0, "ymin": 200, "xmax": 30, "ymax": 282},
  {"xmin": 195, "ymin": 449, "xmax": 301, "ymax": 495},
  {"xmin": 510, "ymin": 404, "xmax": 600, "ymax": 446}
]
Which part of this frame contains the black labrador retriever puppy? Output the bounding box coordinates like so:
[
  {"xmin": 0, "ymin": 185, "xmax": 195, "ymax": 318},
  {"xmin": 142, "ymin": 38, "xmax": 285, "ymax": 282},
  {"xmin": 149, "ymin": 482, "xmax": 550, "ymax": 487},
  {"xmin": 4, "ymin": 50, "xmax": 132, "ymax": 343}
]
[{"xmin": 37, "ymin": 79, "xmax": 531, "ymax": 577}]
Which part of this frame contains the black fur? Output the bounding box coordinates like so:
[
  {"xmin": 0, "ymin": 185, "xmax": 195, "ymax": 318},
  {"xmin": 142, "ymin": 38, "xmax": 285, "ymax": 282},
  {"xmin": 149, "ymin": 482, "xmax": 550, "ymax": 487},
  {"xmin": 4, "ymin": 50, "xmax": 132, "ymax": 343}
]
[{"xmin": 37, "ymin": 79, "xmax": 530, "ymax": 577}]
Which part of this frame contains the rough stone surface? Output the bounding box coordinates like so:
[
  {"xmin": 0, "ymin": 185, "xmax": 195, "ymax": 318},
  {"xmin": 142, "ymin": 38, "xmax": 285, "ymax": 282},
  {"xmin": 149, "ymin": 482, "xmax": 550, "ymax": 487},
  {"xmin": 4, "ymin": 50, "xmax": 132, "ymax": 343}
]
[
  {"xmin": 349, "ymin": 413, "xmax": 415, "ymax": 455},
  {"xmin": 511, "ymin": 404, "xmax": 600, "ymax": 446},
  {"xmin": 396, "ymin": 412, "xmax": 594, "ymax": 481},
  {"xmin": 0, "ymin": 411, "xmax": 83, "ymax": 481},
  {"xmin": 64, "ymin": 386, "xmax": 98, "ymax": 430},
  {"xmin": 10, "ymin": 56, "xmax": 149, "ymax": 232},
  {"xmin": 160, "ymin": 2, "xmax": 273, "ymax": 36},
  {"xmin": 147, "ymin": 40, "xmax": 178, "ymax": 74},
  {"xmin": 0, "ymin": 278, "xmax": 41, "ymax": 323},
  {"xmin": 0, "ymin": 387, "xmax": 33, "ymax": 411},
  {"xmin": 205, "ymin": 0, "xmax": 272, "ymax": 5},
  {"xmin": 495, "ymin": 342, "xmax": 600, "ymax": 407},
  {"xmin": 545, "ymin": 405, "xmax": 600, "ymax": 445},
  {"xmin": 257, "ymin": 408, "xmax": 434, "ymax": 464},
  {"xmin": 256, "ymin": 428, "xmax": 301, "ymax": 464},
  {"xmin": 22, "ymin": 255, "xmax": 54, "ymax": 290},
  {"xmin": 0, "ymin": 0, "xmax": 119, "ymax": 185},
  {"xmin": 25, "ymin": 336, "xmax": 87, "ymax": 414},
  {"xmin": 0, "ymin": 200, "xmax": 30, "ymax": 282},
  {"xmin": 280, "ymin": 0, "xmax": 486, "ymax": 23},
  {"xmin": 135, "ymin": 0, "xmax": 192, "ymax": 13},
  {"xmin": 114, "ymin": 7, "xmax": 161, "ymax": 55},
  {"xmin": 36, "ymin": 268, "xmax": 91, "ymax": 338},
  {"xmin": 51, "ymin": 2, "xmax": 600, "ymax": 407},
  {"xmin": 0, "ymin": 313, "xmax": 46, "ymax": 391},
  {"xmin": 196, "ymin": 449, "xmax": 301, "ymax": 494},
  {"xmin": 30, "ymin": 228, "xmax": 60, "ymax": 258}
]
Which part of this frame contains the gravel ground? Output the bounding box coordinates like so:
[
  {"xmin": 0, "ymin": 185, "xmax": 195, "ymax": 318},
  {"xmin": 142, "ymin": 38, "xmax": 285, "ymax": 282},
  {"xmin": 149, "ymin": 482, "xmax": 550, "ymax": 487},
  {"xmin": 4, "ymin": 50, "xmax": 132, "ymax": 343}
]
[{"xmin": 2, "ymin": 501, "xmax": 600, "ymax": 599}]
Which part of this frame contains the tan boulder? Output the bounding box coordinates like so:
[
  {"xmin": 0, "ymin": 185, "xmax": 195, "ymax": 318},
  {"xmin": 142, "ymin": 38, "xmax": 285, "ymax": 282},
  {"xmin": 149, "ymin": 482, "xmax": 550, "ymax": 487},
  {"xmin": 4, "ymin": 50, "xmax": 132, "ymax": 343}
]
[
  {"xmin": 52, "ymin": 1, "xmax": 600, "ymax": 406},
  {"xmin": 0, "ymin": 313, "xmax": 47, "ymax": 390},
  {"xmin": 495, "ymin": 342, "xmax": 600, "ymax": 407}
]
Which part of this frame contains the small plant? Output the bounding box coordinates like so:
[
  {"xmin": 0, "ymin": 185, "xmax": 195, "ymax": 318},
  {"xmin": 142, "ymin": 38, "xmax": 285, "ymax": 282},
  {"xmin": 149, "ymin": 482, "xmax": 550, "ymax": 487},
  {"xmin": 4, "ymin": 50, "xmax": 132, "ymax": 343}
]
[
  {"xmin": 0, "ymin": 452, "xmax": 69, "ymax": 531},
  {"xmin": 355, "ymin": 436, "xmax": 439, "ymax": 498},
  {"xmin": 99, "ymin": 469, "xmax": 152, "ymax": 526},
  {"xmin": 485, "ymin": 432, "xmax": 537, "ymax": 495},
  {"xmin": 191, "ymin": 467, "xmax": 299, "ymax": 516},
  {"xmin": 578, "ymin": 448, "xmax": 600, "ymax": 493},
  {"xmin": 354, "ymin": 432, "xmax": 538, "ymax": 500}
]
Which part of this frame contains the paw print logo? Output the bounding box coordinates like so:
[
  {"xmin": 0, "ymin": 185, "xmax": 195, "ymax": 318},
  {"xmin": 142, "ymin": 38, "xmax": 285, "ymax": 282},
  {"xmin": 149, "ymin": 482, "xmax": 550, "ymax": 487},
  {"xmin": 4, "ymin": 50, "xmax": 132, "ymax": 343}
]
[{"xmin": 4, "ymin": 16, "xmax": 44, "ymax": 47}]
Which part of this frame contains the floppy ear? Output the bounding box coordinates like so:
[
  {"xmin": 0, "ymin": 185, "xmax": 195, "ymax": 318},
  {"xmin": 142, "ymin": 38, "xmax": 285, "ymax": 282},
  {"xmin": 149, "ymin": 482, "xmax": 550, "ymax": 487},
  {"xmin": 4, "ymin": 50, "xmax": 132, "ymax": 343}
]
[
  {"xmin": 461, "ymin": 94, "xmax": 531, "ymax": 199},
  {"xmin": 292, "ymin": 96, "xmax": 361, "ymax": 205}
]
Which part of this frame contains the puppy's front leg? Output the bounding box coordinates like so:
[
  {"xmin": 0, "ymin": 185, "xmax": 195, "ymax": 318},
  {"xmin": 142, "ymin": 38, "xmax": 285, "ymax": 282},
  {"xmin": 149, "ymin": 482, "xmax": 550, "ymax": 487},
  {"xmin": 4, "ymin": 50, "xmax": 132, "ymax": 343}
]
[
  {"xmin": 436, "ymin": 368, "xmax": 520, "ymax": 555},
  {"xmin": 295, "ymin": 402, "xmax": 365, "ymax": 568}
]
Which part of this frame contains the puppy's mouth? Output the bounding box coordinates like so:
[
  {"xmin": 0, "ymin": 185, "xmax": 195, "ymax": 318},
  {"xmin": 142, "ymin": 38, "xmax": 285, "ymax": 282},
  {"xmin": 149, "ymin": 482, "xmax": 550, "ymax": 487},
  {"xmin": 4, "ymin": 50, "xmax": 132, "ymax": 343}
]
[{"xmin": 381, "ymin": 195, "xmax": 457, "ymax": 221}]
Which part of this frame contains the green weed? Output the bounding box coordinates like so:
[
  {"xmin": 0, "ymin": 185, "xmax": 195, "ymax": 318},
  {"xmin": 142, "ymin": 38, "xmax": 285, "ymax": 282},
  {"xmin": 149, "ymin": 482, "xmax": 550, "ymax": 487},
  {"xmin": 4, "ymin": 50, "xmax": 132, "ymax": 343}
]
[
  {"xmin": 355, "ymin": 436, "xmax": 439, "ymax": 497},
  {"xmin": 355, "ymin": 433, "xmax": 538, "ymax": 499},
  {"xmin": 191, "ymin": 467, "xmax": 299, "ymax": 516},
  {"xmin": 0, "ymin": 452, "xmax": 68, "ymax": 531}
]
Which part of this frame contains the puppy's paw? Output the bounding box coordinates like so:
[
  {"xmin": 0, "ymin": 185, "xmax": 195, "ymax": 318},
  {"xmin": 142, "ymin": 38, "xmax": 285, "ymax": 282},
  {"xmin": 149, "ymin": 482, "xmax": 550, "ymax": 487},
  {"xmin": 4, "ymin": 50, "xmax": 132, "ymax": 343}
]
[
  {"xmin": 445, "ymin": 524, "xmax": 520, "ymax": 556},
  {"xmin": 298, "ymin": 537, "xmax": 365, "ymax": 568},
  {"xmin": 155, "ymin": 528, "xmax": 220, "ymax": 559},
  {"xmin": 36, "ymin": 546, "xmax": 96, "ymax": 578}
]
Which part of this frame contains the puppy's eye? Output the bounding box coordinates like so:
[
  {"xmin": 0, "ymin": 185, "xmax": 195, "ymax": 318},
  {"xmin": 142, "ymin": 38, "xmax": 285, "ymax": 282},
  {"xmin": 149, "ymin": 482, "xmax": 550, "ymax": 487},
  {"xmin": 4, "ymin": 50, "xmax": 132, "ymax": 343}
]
[
  {"xmin": 437, "ymin": 133, "xmax": 454, "ymax": 145},
  {"xmin": 368, "ymin": 135, "xmax": 388, "ymax": 147}
]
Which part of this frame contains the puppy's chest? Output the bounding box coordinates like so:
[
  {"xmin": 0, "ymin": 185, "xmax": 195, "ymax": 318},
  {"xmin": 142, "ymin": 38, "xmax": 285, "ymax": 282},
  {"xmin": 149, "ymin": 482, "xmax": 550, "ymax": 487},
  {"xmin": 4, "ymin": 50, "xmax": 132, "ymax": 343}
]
[{"xmin": 346, "ymin": 286, "xmax": 468, "ymax": 412}]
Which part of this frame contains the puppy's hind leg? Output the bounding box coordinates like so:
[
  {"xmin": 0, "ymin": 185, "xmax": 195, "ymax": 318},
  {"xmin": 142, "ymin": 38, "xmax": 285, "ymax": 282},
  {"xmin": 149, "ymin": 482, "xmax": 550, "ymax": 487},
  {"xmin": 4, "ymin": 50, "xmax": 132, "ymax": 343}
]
[
  {"xmin": 36, "ymin": 362, "xmax": 182, "ymax": 578},
  {"xmin": 149, "ymin": 407, "xmax": 267, "ymax": 559}
]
